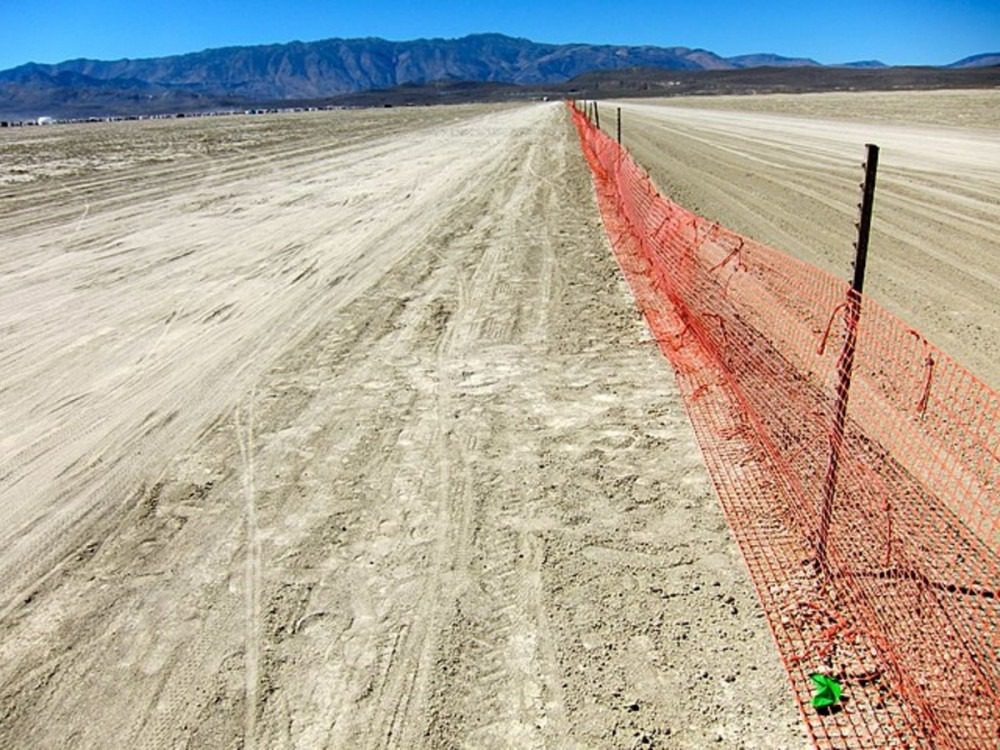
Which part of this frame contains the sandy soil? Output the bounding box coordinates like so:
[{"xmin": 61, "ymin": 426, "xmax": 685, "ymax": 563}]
[
  {"xmin": 634, "ymin": 89, "xmax": 1000, "ymax": 129},
  {"xmin": 0, "ymin": 105, "xmax": 806, "ymax": 748},
  {"xmin": 612, "ymin": 91, "xmax": 1000, "ymax": 388}
]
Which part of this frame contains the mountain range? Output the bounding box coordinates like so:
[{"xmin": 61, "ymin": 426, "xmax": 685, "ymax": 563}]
[{"xmin": 1, "ymin": 33, "xmax": 997, "ymax": 119}]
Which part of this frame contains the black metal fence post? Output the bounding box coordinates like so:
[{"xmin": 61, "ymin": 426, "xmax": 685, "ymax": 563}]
[{"xmin": 817, "ymin": 143, "xmax": 880, "ymax": 572}]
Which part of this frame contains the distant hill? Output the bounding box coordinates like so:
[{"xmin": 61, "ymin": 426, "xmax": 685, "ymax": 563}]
[
  {"xmin": 1, "ymin": 34, "xmax": 997, "ymax": 119},
  {"xmin": 0, "ymin": 34, "xmax": 736, "ymax": 103},
  {"xmin": 947, "ymin": 53, "xmax": 1000, "ymax": 68},
  {"xmin": 727, "ymin": 54, "xmax": 820, "ymax": 68},
  {"xmin": 218, "ymin": 65, "xmax": 1000, "ymax": 111},
  {"xmin": 838, "ymin": 60, "xmax": 889, "ymax": 69},
  {"xmin": 562, "ymin": 64, "xmax": 1000, "ymax": 99},
  {"xmin": 0, "ymin": 64, "xmax": 252, "ymax": 120},
  {"xmin": 719, "ymin": 54, "xmax": 889, "ymax": 70}
]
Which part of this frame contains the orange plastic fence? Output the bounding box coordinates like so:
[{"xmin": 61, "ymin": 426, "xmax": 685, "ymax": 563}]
[{"xmin": 568, "ymin": 101, "xmax": 999, "ymax": 748}]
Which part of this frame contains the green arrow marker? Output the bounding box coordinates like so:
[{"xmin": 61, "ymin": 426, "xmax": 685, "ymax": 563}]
[{"xmin": 809, "ymin": 673, "xmax": 843, "ymax": 709}]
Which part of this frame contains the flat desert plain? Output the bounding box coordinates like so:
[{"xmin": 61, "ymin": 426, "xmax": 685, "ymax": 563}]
[
  {"xmin": 2, "ymin": 105, "xmax": 803, "ymax": 748},
  {"xmin": 0, "ymin": 90, "xmax": 996, "ymax": 749},
  {"xmin": 612, "ymin": 90, "xmax": 1000, "ymax": 388}
]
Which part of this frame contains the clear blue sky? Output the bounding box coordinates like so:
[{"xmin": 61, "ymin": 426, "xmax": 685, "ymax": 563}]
[{"xmin": 1, "ymin": 0, "xmax": 997, "ymax": 71}]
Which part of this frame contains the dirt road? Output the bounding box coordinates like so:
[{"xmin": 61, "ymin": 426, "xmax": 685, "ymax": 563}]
[
  {"xmin": 613, "ymin": 92, "xmax": 1000, "ymax": 388},
  {"xmin": 0, "ymin": 106, "xmax": 805, "ymax": 747}
]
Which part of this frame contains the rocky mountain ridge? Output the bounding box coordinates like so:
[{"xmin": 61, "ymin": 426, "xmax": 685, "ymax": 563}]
[{"xmin": 1, "ymin": 34, "xmax": 995, "ymax": 119}]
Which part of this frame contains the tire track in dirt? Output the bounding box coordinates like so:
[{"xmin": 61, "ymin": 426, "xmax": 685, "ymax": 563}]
[
  {"xmin": 0, "ymin": 105, "xmax": 540, "ymax": 747},
  {"xmin": 418, "ymin": 134, "xmax": 577, "ymax": 750},
  {"xmin": 0, "ymin": 106, "xmax": 525, "ymax": 625},
  {"xmin": 0, "ymin": 107, "xmax": 494, "ymax": 233},
  {"xmin": 1, "ymin": 103, "xmax": 808, "ymax": 749},
  {"xmin": 614, "ymin": 97, "xmax": 1000, "ymax": 388},
  {"xmin": 235, "ymin": 389, "xmax": 262, "ymax": 750}
]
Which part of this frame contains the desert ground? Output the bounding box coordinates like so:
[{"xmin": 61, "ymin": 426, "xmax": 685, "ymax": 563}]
[
  {"xmin": 1, "ymin": 104, "xmax": 805, "ymax": 748},
  {"xmin": 0, "ymin": 90, "xmax": 996, "ymax": 749},
  {"xmin": 610, "ymin": 90, "xmax": 1000, "ymax": 388}
]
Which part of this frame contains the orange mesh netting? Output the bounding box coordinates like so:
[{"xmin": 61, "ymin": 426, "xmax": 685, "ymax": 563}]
[{"xmin": 568, "ymin": 102, "xmax": 999, "ymax": 748}]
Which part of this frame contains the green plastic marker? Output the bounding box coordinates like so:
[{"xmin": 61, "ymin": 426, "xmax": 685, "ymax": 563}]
[{"xmin": 810, "ymin": 673, "xmax": 843, "ymax": 709}]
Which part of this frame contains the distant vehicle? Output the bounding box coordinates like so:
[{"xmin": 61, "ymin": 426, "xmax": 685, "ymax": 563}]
[{"xmin": 37, "ymin": 116, "xmax": 55, "ymax": 126}]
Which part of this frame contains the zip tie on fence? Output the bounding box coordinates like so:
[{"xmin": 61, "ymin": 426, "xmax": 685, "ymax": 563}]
[
  {"xmin": 882, "ymin": 495, "xmax": 894, "ymax": 567},
  {"xmin": 687, "ymin": 216, "xmax": 701, "ymax": 244},
  {"xmin": 653, "ymin": 214, "xmax": 673, "ymax": 242},
  {"xmin": 908, "ymin": 329, "xmax": 936, "ymax": 415},
  {"xmin": 708, "ymin": 237, "xmax": 746, "ymax": 273},
  {"xmin": 704, "ymin": 312, "xmax": 730, "ymax": 350},
  {"xmin": 693, "ymin": 221, "xmax": 721, "ymax": 254},
  {"xmin": 817, "ymin": 302, "xmax": 850, "ymax": 356},
  {"xmin": 917, "ymin": 355, "xmax": 935, "ymax": 415}
]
